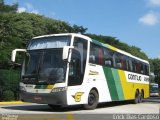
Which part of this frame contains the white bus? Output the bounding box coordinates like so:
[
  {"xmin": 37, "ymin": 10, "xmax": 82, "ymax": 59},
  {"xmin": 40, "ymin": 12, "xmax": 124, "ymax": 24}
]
[
  {"xmin": 150, "ymin": 83, "xmax": 159, "ymax": 97},
  {"xmin": 11, "ymin": 33, "xmax": 150, "ymax": 109}
]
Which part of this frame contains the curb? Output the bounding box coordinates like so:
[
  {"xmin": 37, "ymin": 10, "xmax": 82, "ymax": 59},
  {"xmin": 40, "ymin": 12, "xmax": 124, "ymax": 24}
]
[{"xmin": 0, "ymin": 101, "xmax": 29, "ymax": 105}]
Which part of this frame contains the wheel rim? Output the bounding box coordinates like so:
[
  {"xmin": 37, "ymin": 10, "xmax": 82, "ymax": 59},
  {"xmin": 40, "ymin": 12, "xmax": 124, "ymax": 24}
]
[
  {"xmin": 88, "ymin": 93, "xmax": 96, "ymax": 105},
  {"xmin": 139, "ymin": 94, "xmax": 142, "ymax": 102},
  {"xmin": 135, "ymin": 93, "xmax": 139, "ymax": 103}
]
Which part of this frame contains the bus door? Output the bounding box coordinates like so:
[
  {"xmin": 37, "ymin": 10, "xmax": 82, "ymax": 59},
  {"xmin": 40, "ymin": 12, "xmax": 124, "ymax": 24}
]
[{"xmin": 67, "ymin": 37, "xmax": 88, "ymax": 105}]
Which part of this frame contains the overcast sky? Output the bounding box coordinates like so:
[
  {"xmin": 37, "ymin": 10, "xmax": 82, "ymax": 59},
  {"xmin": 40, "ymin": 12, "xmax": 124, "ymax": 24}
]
[{"xmin": 5, "ymin": 0, "xmax": 160, "ymax": 58}]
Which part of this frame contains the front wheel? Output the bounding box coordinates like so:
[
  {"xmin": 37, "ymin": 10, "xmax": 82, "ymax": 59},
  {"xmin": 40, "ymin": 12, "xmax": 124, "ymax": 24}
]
[{"xmin": 83, "ymin": 89, "xmax": 99, "ymax": 110}]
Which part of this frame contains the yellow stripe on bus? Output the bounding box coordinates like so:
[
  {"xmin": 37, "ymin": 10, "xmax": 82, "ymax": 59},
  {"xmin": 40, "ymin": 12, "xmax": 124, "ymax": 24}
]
[
  {"xmin": 47, "ymin": 85, "xmax": 54, "ymax": 89},
  {"xmin": 118, "ymin": 70, "xmax": 134, "ymax": 100},
  {"xmin": 118, "ymin": 70, "xmax": 149, "ymax": 100}
]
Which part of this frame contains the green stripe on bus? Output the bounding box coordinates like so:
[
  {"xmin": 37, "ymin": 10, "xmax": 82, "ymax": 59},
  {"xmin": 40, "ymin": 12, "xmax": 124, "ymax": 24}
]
[
  {"xmin": 103, "ymin": 67, "xmax": 119, "ymax": 101},
  {"xmin": 112, "ymin": 69, "xmax": 124, "ymax": 100},
  {"xmin": 92, "ymin": 39, "xmax": 106, "ymax": 47}
]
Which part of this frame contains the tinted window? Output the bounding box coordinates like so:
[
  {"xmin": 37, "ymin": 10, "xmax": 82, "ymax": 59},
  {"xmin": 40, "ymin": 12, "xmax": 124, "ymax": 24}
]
[
  {"xmin": 135, "ymin": 60, "xmax": 143, "ymax": 74},
  {"xmin": 144, "ymin": 64, "xmax": 149, "ymax": 75},
  {"xmin": 89, "ymin": 42, "xmax": 149, "ymax": 75},
  {"xmin": 129, "ymin": 58, "xmax": 134, "ymax": 72},
  {"xmin": 113, "ymin": 53, "xmax": 128, "ymax": 70},
  {"xmin": 103, "ymin": 48, "xmax": 114, "ymax": 67},
  {"xmin": 89, "ymin": 43, "xmax": 104, "ymax": 65},
  {"xmin": 68, "ymin": 37, "xmax": 88, "ymax": 86}
]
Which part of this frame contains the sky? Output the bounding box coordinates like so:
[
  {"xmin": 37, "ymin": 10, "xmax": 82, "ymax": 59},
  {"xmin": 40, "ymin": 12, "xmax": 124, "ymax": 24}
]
[{"xmin": 5, "ymin": 0, "xmax": 160, "ymax": 58}]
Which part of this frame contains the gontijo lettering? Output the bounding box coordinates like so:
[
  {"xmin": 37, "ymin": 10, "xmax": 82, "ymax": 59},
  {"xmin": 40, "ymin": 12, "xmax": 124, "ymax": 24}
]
[{"xmin": 128, "ymin": 74, "xmax": 142, "ymax": 81}]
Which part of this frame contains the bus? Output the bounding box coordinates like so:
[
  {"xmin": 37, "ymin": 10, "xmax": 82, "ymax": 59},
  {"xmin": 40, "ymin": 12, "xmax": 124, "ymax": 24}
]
[
  {"xmin": 150, "ymin": 83, "xmax": 159, "ymax": 97},
  {"xmin": 11, "ymin": 33, "xmax": 150, "ymax": 110}
]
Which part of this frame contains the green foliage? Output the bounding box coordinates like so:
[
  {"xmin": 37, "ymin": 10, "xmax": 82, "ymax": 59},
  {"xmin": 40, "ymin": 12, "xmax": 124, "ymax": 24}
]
[
  {"xmin": 2, "ymin": 90, "xmax": 15, "ymax": 101},
  {"xmin": 0, "ymin": 0, "xmax": 18, "ymax": 13},
  {"xmin": 150, "ymin": 58, "xmax": 160, "ymax": 84},
  {"xmin": 0, "ymin": 12, "xmax": 87, "ymax": 68},
  {"xmin": 0, "ymin": 69, "xmax": 20, "ymax": 101},
  {"xmin": 72, "ymin": 25, "xmax": 88, "ymax": 34},
  {"xmin": 86, "ymin": 33, "xmax": 148, "ymax": 60}
]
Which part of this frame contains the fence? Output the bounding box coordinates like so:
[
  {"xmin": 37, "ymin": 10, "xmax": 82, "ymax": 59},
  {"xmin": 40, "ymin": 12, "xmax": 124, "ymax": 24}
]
[{"xmin": 0, "ymin": 69, "xmax": 20, "ymax": 101}]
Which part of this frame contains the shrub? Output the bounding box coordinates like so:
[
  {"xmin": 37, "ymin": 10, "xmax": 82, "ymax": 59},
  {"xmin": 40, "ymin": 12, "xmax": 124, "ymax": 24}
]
[{"xmin": 2, "ymin": 90, "xmax": 15, "ymax": 101}]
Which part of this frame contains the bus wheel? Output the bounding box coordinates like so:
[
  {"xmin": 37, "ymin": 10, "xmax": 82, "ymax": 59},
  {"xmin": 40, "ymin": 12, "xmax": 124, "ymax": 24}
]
[
  {"xmin": 83, "ymin": 89, "xmax": 99, "ymax": 110},
  {"xmin": 132, "ymin": 91, "xmax": 139, "ymax": 104},
  {"xmin": 48, "ymin": 104, "xmax": 61, "ymax": 109},
  {"xmin": 139, "ymin": 92, "xmax": 144, "ymax": 103}
]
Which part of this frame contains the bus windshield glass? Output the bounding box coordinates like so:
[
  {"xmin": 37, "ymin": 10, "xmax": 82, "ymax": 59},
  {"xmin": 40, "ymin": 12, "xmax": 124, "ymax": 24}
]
[
  {"xmin": 28, "ymin": 36, "xmax": 70, "ymax": 50},
  {"xmin": 150, "ymin": 85, "xmax": 159, "ymax": 93},
  {"xmin": 22, "ymin": 36, "xmax": 71, "ymax": 84}
]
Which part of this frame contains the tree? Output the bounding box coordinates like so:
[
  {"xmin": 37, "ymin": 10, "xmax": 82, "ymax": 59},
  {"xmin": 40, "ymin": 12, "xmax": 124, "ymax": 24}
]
[
  {"xmin": 72, "ymin": 25, "xmax": 88, "ymax": 34},
  {"xmin": 2, "ymin": 90, "xmax": 14, "ymax": 101},
  {"xmin": 151, "ymin": 58, "xmax": 160, "ymax": 84},
  {"xmin": 0, "ymin": 0, "xmax": 18, "ymax": 13},
  {"xmin": 0, "ymin": 12, "xmax": 88, "ymax": 69}
]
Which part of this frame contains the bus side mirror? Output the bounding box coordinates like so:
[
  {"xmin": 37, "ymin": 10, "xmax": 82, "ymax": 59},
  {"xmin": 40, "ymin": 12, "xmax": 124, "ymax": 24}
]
[
  {"xmin": 62, "ymin": 46, "xmax": 74, "ymax": 60},
  {"xmin": 11, "ymin": 49, "xmax": 27, "ymax": 62}
]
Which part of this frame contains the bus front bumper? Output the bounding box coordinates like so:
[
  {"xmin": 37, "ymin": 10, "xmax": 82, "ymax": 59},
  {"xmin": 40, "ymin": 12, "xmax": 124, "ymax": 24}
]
[{"xmin": 20, "ymin": 91, "xmax": 67, "ymax": 105}]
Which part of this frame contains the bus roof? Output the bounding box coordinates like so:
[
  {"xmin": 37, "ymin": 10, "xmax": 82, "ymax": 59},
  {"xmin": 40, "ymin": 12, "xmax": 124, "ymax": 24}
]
[
  {"xmin": 33, "ymin": 33, "xmax": 91, "ymax": 40},
  {"xmin": 150, "ymin": 83, "xmax": 159, "ymax": 86},
  {"xmin": 32, "ymin": 33, "xmax": 149, "ymax": 64}
]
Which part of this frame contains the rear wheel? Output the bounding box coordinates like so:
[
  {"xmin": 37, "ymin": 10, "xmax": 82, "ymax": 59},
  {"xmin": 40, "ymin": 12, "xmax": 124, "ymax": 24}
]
[
  {"xmin": 132, "ymin": 91, "xmax": 139, "ymax": 104},
  {"xmin": 83, "ymin": 89, "xmax": 99, "ymax": 110},
  {"xmin": 139, "ymin": 91, "xmax": 144, "ymax": 103}
]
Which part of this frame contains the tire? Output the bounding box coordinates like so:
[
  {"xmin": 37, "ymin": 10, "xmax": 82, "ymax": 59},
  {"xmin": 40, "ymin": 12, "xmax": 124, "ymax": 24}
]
[
  {"xmin": 83, "ymin": 89, "xmax": 99, "ymax": 110},
  {"xmin": 48, "ymin": 104, "xmax": 61, "ymax": 109},
  {"xmin": 138, "ymin": 93, "xmax": 143, "ymax": 103},
  {"xmin": 139, "ymin": 91, "xmax": 144, "ymax": 103},
  {"xmin": 132, "ymin": 91, "xmax": 139, "ymax": 104}
]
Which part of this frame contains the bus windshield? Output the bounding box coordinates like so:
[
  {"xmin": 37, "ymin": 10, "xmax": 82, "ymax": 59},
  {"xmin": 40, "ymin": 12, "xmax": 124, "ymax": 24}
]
[
  {"xmin": 22, "ymin": 36, "xmax": 71, "ymax": 84},
  {"xmin": 22, "ymin": 49, "xmax": 67, "ymax": 84},
  {"xmin": 150, "ymin": 85, "xmax": 159, "ymax": 93}
]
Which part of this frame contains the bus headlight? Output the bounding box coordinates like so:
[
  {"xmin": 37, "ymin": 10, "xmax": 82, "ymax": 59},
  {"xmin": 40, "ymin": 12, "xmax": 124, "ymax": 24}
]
[
  {"xmin": 20, "ymin": 86, "xmax": 26, "ymax": 92},
  {"xmin": 51, "ymin": 87, "xmax": 67, "ymax": 93}
]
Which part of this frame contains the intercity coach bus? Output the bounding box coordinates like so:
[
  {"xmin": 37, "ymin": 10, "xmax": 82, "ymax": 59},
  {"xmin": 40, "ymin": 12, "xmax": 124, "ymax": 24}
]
[
  {"xmin": 11, "ymin": 33, "xmax": 150, "ymax": 110},
  {"xmin": 150, "ymin": 83, "xmax": 159, "ymax": 97}
]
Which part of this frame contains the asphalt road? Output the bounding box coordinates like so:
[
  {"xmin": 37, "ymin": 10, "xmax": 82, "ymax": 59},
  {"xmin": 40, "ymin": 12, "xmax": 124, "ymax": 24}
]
[{"xmin": 0, "ymin": 97, "xmax": 159, "ymax": 120}]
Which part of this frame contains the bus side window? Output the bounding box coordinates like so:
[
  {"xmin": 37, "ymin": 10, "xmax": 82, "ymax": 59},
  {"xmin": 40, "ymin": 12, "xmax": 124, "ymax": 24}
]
[
  {"xmin": 103, "ymin": 48, "xmax": 113, "ymax": 67},
  {"xmin": 113, "ymin": 53, "xmax": 122, "ymax": 69},
  {"xmin": 125, "ymin": 56, "xmax": 130, "ymax": 71},
  {"xmin": 135, "ymin": 61, "xmax": 139, "ymax": 73},
  {"xmin": 89, "ymin": 43, "xmax": 104, "ymax": 65},
  {"xmin": 129, "ymin": 58, "xmax": 134, "ymax": 72},
  {"xmin": 120, "ymin": 55, "xmax": 127, "ymax": 70},
  {"xmin": 89, "ymin": 55, "xmax": 95, "ymax": 63},
  {"xmin": 89, "ymin": 43, "xmax": 95, "ymax": 64},
  {"xmin": 140, "ymin": 63, "xmax": 144, "ymax": 74},
  {"xmin": 144, "ymin": 64, "xmax": 149, "ymax": 75},
  {"xmin": 98, "ymin": 48, "xmax": 104, "ymax": 65},
  {"xmin": 132, "ymin": 60, "xmax": 136, "ymax": 72}
]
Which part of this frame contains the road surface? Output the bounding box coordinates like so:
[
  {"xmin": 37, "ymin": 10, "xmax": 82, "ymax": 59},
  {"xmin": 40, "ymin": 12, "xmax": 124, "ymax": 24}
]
[{"xmin": 0, "ymin": 97, "xmax": 159, "ymax": 120}]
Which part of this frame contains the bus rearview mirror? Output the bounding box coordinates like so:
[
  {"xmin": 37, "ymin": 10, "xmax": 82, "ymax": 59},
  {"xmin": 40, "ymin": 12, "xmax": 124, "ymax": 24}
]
[
  {"xmin": 62, "ymin": 46, "xmax": 74, "ymax": 60},
  {"xmin": 11, "ymin": 49, "xmax": 27, "ymax": 62}
]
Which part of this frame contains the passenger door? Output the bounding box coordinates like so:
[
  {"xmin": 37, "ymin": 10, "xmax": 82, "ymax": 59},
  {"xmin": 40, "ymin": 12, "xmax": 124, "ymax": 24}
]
[{"xmin": 67, "ymin": 37, "xmax": 88, "ymax": 105}]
